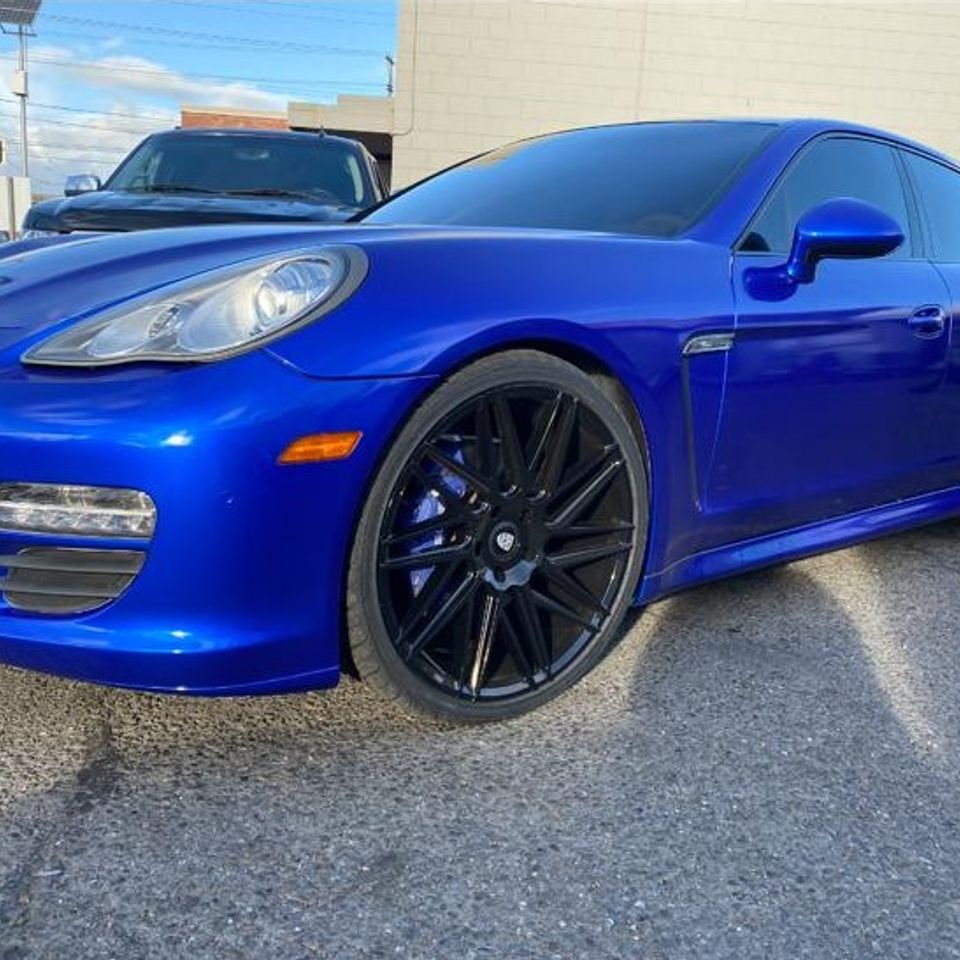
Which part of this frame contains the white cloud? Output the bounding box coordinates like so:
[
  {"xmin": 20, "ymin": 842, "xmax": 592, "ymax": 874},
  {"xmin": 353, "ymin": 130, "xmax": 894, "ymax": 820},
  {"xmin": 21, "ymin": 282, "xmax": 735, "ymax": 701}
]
[
  {"xmin": 0, "ymin": 44, "xmax": 287, "ymax": 196},
  {"xmin": 60, "ymin": 53, "xmax": 285, "ymax": 112}
]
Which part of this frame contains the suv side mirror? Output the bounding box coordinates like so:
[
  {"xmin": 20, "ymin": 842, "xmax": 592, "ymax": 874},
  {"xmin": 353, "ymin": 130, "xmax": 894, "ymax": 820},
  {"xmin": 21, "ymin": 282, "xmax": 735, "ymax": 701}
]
[
  {"xmin": 785, "ymin": 197, "xmax": 904, "ymax": 284},
  {"xmin": 745, "ymin": 198, "xmax": 904, "ymax": 300},
  {"xmin": 64, "ymin": 174, "xmax": 102, "ymax": 197}
]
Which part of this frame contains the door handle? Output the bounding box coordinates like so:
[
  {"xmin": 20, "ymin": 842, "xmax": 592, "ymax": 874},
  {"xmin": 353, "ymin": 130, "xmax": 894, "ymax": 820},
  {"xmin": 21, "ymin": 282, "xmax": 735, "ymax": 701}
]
[{"xmin": 907, "ymin": 305, "xmax": 947, "ymax": 338}]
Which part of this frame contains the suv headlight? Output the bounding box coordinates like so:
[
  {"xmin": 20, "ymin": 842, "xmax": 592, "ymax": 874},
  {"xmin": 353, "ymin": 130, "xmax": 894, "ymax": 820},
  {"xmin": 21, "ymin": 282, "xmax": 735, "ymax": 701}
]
[
  {"xmin": 22, "ymin": 245, "xmax": 366, "ymax": 367},
  {"xmin": 20, "ymin": 228, "xmax": 60, "ymax": 240}
]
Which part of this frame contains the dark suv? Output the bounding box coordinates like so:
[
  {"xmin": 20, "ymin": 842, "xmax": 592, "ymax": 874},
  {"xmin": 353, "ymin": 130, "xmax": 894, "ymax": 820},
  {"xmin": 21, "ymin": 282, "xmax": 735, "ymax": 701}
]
[{"xmin": 21, "ymin": 128, "xmax": 386, "ymax": 238}]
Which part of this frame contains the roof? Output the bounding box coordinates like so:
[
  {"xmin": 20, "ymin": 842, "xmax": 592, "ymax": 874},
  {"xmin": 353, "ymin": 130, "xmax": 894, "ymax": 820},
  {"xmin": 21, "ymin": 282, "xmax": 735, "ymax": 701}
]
[{"xmin": 151, "ymin": 127, "xmax": 365, "ymax": 150}]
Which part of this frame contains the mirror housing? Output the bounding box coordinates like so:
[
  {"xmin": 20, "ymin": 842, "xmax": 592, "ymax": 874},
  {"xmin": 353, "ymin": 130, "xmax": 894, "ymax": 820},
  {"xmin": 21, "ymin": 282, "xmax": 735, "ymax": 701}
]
[
  {"xmin": 64, "ymin": 174, "xmax": 102, "ymax": 197},
  {"xmin": 744, "ymin": 198, "xmax": 905, "ymax": 300},
  {"xmin": 786, "ymin": 197, "xmax": 904, "ymax": 284}
]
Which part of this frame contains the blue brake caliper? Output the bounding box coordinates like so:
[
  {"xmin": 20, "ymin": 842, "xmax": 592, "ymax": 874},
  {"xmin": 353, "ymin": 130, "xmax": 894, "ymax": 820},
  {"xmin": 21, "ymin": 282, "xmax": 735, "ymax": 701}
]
[{"xmin": 404, "ymin": 444, "xmax": 467, "ymax": 595}]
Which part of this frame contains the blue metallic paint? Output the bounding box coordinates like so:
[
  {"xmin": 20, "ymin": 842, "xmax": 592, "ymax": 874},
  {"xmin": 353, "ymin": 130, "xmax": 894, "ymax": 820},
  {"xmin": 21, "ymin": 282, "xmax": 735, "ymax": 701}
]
[{"xmin": 1, "ymin": 118, "xmax": 959, "ymax": 695}]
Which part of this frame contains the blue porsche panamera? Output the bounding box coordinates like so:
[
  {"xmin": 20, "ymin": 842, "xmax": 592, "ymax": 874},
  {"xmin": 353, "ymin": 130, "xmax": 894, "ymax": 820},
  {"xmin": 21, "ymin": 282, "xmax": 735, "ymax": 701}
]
[{"xmin": 2, "ymin": 117, "xmax": 960, "ymax": 721}]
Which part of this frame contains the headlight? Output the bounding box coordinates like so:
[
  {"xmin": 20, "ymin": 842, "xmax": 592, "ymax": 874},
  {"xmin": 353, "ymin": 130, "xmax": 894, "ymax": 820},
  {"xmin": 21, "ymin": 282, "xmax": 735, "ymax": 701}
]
[
  {"xmin": 22, "ymin": 245, "xmax": 366, "ymax": 367},
  {"xmin": 20, "ymin": 228, "xmax": 60, "ymax": 240}
]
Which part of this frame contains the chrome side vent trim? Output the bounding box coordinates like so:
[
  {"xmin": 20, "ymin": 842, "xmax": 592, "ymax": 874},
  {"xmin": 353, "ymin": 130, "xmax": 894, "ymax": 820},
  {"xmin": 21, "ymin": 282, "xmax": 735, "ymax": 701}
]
[
  {"xmin": 683, "ymin": 332, "xmax": 735, "ymax": 356},
  {"xmin": 0, "ymin": 547, "xmax": 146, "ymax": 614}
]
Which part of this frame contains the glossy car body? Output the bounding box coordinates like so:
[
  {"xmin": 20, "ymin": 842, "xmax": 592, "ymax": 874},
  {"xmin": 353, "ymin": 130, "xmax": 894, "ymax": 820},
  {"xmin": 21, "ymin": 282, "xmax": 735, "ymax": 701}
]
[{"xmin": 2, "ymin": 117, "xmax": 960, "ymax": 697}]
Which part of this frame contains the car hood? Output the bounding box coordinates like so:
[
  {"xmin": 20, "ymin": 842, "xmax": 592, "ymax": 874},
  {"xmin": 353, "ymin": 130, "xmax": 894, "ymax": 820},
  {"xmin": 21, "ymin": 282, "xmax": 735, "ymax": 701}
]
[
  {"xmin": 0, "ymin": 222, "xmax": 719, "ymax": 378},
  {"xmin": 24, "ymin": 190, "xmax": 359, "ymax": 233}
]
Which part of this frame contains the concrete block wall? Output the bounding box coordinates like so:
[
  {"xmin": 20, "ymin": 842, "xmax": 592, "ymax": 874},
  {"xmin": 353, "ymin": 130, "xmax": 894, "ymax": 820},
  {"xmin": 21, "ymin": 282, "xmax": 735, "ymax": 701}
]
[{"xmin": 390, "ymin": 0, "xmax": 960, "ymax": 188}]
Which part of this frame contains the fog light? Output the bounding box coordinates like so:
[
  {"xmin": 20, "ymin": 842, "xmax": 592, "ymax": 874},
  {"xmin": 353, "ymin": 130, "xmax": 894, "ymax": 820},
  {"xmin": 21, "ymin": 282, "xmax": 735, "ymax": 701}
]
[{"xmin": 0, "ymin": 483, "xmax": 156, "ymax": 538}]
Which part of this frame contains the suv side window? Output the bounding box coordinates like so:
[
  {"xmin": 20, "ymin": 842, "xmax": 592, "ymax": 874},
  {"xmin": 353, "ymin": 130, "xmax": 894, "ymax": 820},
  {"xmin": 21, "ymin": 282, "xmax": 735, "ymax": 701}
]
[
  {"xmin": 742, "ymin": 137, "xmax": 911, "ymax": 257},
  {"xmin": 902, "ymin": 151, "xmax": 960, "ymax": 262}
]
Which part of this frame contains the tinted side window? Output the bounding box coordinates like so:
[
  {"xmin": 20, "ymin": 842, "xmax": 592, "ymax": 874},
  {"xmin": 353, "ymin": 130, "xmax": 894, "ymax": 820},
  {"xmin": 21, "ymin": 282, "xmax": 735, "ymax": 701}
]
[
  {"xmin": 903, "ymin": 152, "xmax": 960, "ymax": 262},
  {"xmin": 743, "ymin": 137, "xmax": 910, "ymax": 256}
]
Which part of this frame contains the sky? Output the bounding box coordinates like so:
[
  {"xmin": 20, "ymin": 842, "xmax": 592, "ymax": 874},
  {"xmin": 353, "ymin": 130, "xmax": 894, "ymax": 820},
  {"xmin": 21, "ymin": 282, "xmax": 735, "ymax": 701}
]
[{"xmin": 0, "ymin": 0, "xmax": 398, "ymax": 195}]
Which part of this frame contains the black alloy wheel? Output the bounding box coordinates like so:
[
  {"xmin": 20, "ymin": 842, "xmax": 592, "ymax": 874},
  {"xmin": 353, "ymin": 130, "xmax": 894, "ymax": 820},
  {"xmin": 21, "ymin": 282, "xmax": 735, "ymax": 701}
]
[{"xmin": 347, "ymin": 351, "xmax": 648, "ymax": 722}]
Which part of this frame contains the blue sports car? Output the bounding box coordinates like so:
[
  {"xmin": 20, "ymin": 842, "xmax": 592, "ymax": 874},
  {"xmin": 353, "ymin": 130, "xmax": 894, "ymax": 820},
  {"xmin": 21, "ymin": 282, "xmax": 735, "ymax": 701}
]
[{"xmin": 2, "ymin": 117, "xmax": 959, "ymax": 722}]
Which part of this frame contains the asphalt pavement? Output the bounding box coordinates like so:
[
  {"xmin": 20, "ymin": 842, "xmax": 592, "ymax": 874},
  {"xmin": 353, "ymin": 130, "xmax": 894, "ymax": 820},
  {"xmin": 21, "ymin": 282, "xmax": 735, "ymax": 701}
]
[{"xmin": 3, "ymin": 519, "xmax": 960, "ymax": 959}]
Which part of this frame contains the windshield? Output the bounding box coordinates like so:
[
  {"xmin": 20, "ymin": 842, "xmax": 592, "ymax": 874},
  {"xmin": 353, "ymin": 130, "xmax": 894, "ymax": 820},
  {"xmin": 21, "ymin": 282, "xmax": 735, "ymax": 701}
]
[
  {"xmin": 107, "ymin": 134, "xmax": 374, "ymax": 208},
  {"xmin": 365, "ymin": 121, "xmax": 775, "ymax": 236}
]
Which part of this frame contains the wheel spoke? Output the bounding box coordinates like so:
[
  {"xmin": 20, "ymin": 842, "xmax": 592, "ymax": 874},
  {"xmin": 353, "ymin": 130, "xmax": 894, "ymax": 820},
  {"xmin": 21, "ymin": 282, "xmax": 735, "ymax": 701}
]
[
  {"xmin": 525, "ymin": 392, "xmax": 562, "ymax": 475},
  {"xmin": 396, "ymin": 560, "xmax": 461, "ymax": 642},
  {"xmin": 514, "ymin": 585, "xmax": 551, "ymax": 675},
  {"xmin": 475, "ymin": 399, "xmax": 497, "ymax": 477},
  {"xmin": 411, "ymin": 464, "xmax": 469, "ymax": 514},
  {"xmin": 548, "ymin": 456, "xmax": 624, "ymax": 530},
  {"xmin": 549, "ymin": 444, "xmax": 616, "ymax": 506},
  {"xmin": 403, "ymin": 572, "xmax": 480, "ymax": 661},
  {"xmin": 530, "ymin": 586, "xmax": 601, "ymax": 633},
  {"xmin": 492, "ymin": 394, "xmax": 527, "ymax": 489},
  {"xmin": 540, "ymin": 560, "xmax": 610, "ymax": 615},
  {"xmin": 423, "ymin": 445, "xmax": 495, "ymax": 499},
  {"xmin": 467, "ymin": 590, "xmax": 501, "ymax": 694},
  {"xmin": 546, "ymin": 541, "xmax": 632, "ymax": 569},
  {"xmin": 381, "ymin": 539, "xmax": 474, "ymax": 570},
  {"xmin": 454, "ymin": 584, "xmax": 481, "ymax": 689},
  {"xmin": 384, "ymin": 511, "xmax": 467, "ymax": 548},
  {"xmin": 535, "ymin": 396, "xmax": 577, "ymax": 497},
  {"xmin": 500, "ymin": 602, "xmax": 535, "ymax": 685},
  {"xmin": 559, "ymin": 521, "xmax": 634, "ymax": 539}
]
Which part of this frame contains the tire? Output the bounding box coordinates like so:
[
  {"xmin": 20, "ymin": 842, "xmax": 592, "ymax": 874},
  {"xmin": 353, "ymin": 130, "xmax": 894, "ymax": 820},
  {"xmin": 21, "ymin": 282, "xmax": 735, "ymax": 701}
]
[{"xmin": 347, "ymin": 350, "xmax": 649, "ymax": 723}]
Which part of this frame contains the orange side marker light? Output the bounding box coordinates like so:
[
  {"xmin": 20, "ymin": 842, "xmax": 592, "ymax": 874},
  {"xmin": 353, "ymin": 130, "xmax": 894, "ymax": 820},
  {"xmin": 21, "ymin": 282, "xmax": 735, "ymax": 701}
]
[{"xmin": 278, "ymin": 431, "xmax": 363, "ymax": 465}]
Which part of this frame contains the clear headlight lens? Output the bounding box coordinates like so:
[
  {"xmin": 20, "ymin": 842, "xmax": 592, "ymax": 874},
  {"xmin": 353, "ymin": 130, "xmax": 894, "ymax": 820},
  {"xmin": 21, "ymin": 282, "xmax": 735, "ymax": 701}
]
[
  {"xmin": 20, "ymin": 228, "xmax": 60, "ymax": 240},
  {"xmin": 0, "ymin": 483, "xmax": 156, "ymax": 538},
  {"xmin": 22, "ymin": 245, "xmax": 366, "ymax": 367}
]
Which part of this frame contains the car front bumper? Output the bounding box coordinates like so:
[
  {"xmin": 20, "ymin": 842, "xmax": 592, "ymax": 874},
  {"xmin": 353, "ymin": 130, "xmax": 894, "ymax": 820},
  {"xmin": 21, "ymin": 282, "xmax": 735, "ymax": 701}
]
[{"xmin": 0, "ymin": 349, "xmax": 433, "ymax": 694}]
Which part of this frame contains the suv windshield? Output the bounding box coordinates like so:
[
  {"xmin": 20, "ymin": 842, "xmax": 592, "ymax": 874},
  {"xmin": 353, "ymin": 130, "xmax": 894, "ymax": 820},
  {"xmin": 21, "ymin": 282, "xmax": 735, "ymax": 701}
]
[
  {"xmin": 107, "ymin": 134, "xmax": 374, "ymax": 209},
  {"xmin": 365, "ymin": 121, "xmax": 774, "ymax": 236}
]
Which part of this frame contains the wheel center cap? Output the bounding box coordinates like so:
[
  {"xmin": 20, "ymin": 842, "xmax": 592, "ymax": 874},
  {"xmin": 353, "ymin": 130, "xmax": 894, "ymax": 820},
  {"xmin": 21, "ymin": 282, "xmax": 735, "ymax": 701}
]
[{"xmin": 489, "ymin": 521, "xmax": 521, "ymax": 561}]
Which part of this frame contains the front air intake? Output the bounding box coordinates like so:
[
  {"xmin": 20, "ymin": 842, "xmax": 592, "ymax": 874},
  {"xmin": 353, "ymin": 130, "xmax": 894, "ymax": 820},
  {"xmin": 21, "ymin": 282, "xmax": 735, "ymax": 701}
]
[{"xmin": 0, "ymin": 547, "xmax": 146, "ymax": 614}]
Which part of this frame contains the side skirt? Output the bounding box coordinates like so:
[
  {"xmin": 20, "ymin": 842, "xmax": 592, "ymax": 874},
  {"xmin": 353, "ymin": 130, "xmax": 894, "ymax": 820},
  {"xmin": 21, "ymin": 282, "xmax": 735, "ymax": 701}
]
[{"xmin": 636, "ymin": 481, "xmax": 960, "ymax": 604}]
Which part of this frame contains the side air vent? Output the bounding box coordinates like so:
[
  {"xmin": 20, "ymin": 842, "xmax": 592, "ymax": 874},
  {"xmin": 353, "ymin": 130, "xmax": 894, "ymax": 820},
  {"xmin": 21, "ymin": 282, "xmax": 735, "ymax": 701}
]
[{"xmin": 0, "ymin": 548, "xmax": 146, "ymax": 614}]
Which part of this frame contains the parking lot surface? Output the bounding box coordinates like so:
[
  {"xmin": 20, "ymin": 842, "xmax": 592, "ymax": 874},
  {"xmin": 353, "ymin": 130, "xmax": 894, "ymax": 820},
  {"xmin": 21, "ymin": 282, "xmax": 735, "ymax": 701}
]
[{"xmin": 3, "ymin": 520, "xmax": 960, "ymax": 959}]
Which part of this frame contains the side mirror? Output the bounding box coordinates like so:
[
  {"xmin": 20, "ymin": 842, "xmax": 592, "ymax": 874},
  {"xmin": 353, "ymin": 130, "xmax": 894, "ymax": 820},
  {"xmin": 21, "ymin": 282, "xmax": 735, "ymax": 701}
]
[
  {"xmin": 745, "ymin": 198, "xmax": 904, "ymax": 300},
  {"xmin": 64, "ymin": 174, "xmax": 102, "ymax": 197},
  {"xmin": 785, "ymin": 197, "xmax": 904, "ymax": 284}
]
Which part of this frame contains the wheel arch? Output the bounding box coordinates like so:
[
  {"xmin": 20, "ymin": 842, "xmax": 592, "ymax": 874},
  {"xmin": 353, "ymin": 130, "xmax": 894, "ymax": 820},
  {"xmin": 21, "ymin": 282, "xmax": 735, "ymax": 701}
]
[{"xmin": 423, "ymin": 320, "xmax": 655, "ymax": 476}]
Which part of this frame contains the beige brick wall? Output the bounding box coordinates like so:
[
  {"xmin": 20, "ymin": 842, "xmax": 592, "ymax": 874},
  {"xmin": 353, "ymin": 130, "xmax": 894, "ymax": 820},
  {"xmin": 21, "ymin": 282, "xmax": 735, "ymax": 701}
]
[{"xmin": 390, "ymin": 0, "xmax": 960, "ymax": 188}]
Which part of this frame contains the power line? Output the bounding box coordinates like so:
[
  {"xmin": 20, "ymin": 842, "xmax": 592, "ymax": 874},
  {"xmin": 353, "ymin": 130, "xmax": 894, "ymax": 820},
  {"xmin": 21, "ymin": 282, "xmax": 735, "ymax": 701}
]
[
  {"xmin": 2, "ymin": 131, "xmax": 134, "ymax": 154},
  {"xmin": 135, "ymin": 0, "xmax": 394, "ymax": 28},
  {"xmin": 0, "ymin": 52, "xmax": 383, "ymax": 92},
  {"xmin": 39, "ymin": 12, "xmax": 387, "ymax": 57},
  {"xmin": 37, "ymin": 31, "xmax": 387, "ymax": 85},
  {"xmin": 0, "ymin": 97, "xmax": 177, "ymax": 123},
  {"xmin": 257, "ymin": 0, "xmax": 392, "ymax": 18},
  {"xmin": 3, "ymin": 138, "xmax": 132, "ymax": 160},
  {"xmin": 24, "ymin": 116, "xmax": 158, "ymax": 135},
  {"xmin": 0, "ymin": 100, "xmax": 168, "ymax": 131}
]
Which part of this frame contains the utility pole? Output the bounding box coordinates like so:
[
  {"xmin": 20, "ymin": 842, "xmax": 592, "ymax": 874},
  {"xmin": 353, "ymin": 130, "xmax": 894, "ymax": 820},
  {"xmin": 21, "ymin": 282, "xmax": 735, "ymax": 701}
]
[
  {"xmin": 13, "ymin": 23, "xmax": 27, "ymax": 177},
  {"xmin": 1, "ymin": 2, "xmax": 40, "ymax": 180}
]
